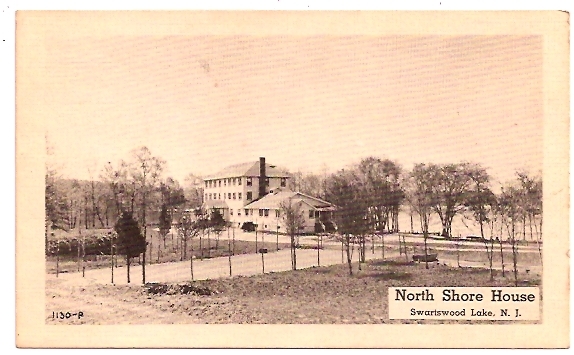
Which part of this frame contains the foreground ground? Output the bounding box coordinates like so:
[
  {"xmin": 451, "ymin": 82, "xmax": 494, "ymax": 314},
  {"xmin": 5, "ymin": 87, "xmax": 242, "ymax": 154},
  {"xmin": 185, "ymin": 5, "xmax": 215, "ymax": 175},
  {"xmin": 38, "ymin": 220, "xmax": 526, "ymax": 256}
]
[{"xmin": 46, "ymin": 257, "xmax": 541, "ymax": 324}]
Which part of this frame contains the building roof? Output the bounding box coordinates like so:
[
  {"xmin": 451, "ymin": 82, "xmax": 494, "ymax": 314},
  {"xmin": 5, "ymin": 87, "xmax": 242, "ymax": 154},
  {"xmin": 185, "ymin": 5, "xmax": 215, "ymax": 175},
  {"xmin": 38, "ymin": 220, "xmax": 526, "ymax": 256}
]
[
  {"xmin": 245, "ymin": 188, "xmax": 336, "ymax": 210},
  {"xmin": 204, "ymin": 161, "xmax": 290, "ymax": 180},
  {"xmin": 204, "ymin": 200, "xmax": 230, "ymax": 209}
]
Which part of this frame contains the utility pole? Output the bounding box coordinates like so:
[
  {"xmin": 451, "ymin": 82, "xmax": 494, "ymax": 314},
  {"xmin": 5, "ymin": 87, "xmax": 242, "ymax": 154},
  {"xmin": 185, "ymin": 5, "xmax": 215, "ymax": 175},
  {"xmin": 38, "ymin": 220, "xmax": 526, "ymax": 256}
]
[
  {"xmin": 111, "ymin": 232, "xmax": 114, "ymax": 284},
  {"xmin": 82, "ymin": 235, "xmax": 85, "ymax": 278},
  {"xmin": 56, "ymin": 239, "xmax": 59, "ymax": 278},
  {"xmin": 228, "ymin": 226, "xmax": 232, "ymax": 276},
  {"xmin": 78, "ymin": 216, "xmax": 82, "ymax": 274},
  {"xmin": 317, "ymin": 234, "xmax": 320, "ymax": 266},
  {"xmin": 341, "ymin": 236, "xmax": 344, "ymax": 264},
  {"xmin": 381, "ymin": 233, "xmax": 385, "ymax": 259},
  {"xmin": 141, "ymin": 162, "xmax": 147, "ymax": 285}
]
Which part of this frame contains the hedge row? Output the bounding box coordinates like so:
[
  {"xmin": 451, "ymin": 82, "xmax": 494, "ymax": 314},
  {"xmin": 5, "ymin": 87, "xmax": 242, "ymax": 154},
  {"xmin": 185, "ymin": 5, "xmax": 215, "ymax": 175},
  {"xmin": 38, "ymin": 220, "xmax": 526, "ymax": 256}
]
[{"xmin": 46, "ymin": 234, "xmax": 114, "ymax": 257}]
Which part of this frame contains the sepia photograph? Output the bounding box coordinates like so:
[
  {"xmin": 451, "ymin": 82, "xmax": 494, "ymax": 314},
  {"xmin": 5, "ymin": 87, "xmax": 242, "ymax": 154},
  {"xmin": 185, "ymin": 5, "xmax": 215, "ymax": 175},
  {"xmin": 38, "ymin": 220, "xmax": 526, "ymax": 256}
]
[{"xmin": 15, "ymin": 9, "xmax": 569, "ymax": 348}]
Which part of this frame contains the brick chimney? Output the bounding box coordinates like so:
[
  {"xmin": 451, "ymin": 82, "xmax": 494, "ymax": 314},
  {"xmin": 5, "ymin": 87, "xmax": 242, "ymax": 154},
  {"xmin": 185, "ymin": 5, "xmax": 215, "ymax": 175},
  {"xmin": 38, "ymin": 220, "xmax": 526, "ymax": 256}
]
[{"xmin": 259, "ymin": 157, "xmax": 266, "ymax": 198}]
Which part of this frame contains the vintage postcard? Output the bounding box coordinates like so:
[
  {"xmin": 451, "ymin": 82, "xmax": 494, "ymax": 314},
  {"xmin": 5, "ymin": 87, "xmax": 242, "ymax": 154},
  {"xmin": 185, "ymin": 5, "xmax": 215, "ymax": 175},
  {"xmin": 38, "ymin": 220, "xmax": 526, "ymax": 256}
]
[{"xmin": 15, "ymin": 11, "xmax": 569, "ymax": 348}]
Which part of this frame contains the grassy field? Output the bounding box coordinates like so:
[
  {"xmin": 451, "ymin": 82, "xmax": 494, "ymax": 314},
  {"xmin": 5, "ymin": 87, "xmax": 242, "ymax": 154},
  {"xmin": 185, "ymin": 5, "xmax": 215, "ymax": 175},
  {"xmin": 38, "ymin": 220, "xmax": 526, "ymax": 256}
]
[
  {"xmin": 319, "ymin": 233, "xmax": 543, "ymax": 270},
  {"xmin": 46, "ymin": 257, "xmax": 541, "ymax": 324},
  {"xmin": 46, "ymin": 238, "xmax": 291, "ymax": 274}
]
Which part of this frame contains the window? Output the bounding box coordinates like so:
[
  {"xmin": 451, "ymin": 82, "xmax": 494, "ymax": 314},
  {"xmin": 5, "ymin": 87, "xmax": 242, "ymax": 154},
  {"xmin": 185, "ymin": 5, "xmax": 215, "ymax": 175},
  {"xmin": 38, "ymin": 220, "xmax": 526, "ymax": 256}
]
[
  {"xmin": 238, "ymin": 209, "xmax": 241, "ymax": 216},
  {"xmin": 205, "ymin": 181, "xmax": 208, "ymax": 188},
  {"xmin": 264, "ymin": 209, "xmax": 269, "ymax": 217},
  {"xmin": 238, "ymin": 178, "xmax": 242, "ymax": 185},
  {"xmin": 230, "ymin": 209, "xmax": 234, "ymax": 216},
  {"xmin": 233, "ymin": 178, "xmax": 236, "ymax": 186},
  {"xmin": 275, "ymin": 210, "xmax": 280, "ymax": 218},
  {"xmin": 233, "ymin": 193, "xmax": 236, "ymax": 200},
  {"xmin": 247, "ymin": 191, "xmax": 253, "ymax": 200},
  {"xmin": 228, "ymin": 193, "xmax": 232, "ymax": 199},
  {"xmin": 218, "ymin": 180, "xmax": 221, "ymax": 187},
  {"xmin": 247, "ymin": 177, "xmax": 252, "ymax": 186},
  {"xmin": 250, "ymin": 210, "xmax": 254, "ymax": 216},
  {"xmin": 309, "ymin": 210, "xmax": 315, "ymax": 218},
  {"xmin": 224, "ymin": 179, "xmax": 227, "ymax": 186},
  {"xmin": 315, "ymin": 211, "xmax": 320, "ymax": 218},
  {"xmin": 218, "ymin": 193, "xmax": 221, "ymax": 200},
  {"xmin": 205, "ymin": 193, "xmax": 208, "ymax": 201},
  {"xmin": 281, "ymin": 178, "xmax": 286, "ymax": 187},
  {"xmin": 259, "ymin": 209, "xmax": 264, "ymax": 217},
  {"xmin": 238, "ymin": 192, "xmax": 242, "ymax": 200},
  {"xmin": 245, "ymin": 209, "xmax": 249, "ymax": 216}
]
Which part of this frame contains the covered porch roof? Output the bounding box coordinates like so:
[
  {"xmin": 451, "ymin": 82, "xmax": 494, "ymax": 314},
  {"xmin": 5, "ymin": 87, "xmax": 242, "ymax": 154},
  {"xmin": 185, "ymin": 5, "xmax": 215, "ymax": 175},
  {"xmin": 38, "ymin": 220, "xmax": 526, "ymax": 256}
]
[{"xmin": 204, "ymin": 200, "xmax": 230, "ymax": 209}]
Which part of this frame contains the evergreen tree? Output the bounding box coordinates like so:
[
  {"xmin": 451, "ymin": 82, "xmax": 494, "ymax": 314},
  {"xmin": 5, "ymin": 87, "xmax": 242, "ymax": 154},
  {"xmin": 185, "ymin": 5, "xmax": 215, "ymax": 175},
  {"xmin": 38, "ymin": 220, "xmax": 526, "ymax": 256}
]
[{"xmin": 114, "ymin": 211, "xmax": 146, "ymax": 283}]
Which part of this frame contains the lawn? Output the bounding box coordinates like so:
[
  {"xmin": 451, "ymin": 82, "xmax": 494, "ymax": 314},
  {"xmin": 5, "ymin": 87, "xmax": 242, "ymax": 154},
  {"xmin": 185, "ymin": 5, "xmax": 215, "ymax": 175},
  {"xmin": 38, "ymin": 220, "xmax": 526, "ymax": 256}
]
[
  {"xmin": 46, "ymin": 238, "xmax": 291, "ymax": 275},
  {"xmin": 45, "ymin": 257, "xmax": 541, "ymax": 324}
]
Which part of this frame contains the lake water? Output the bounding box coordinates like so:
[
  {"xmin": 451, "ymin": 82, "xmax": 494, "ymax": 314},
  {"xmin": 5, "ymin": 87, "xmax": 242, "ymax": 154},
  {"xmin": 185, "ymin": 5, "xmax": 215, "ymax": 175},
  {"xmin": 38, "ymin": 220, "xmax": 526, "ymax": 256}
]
[{"xmin": 397, "ymin": 211, "xmax": 541, "ymax": 241}]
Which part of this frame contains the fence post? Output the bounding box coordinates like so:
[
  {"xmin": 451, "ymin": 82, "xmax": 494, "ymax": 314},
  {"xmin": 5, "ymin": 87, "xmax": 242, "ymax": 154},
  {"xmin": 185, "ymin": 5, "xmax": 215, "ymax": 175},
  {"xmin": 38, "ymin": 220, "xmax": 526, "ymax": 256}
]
[
  {"xmin": 228, "ymin": 227, "xmax": 232, "ymax": 277},
  {"xmin": 111, "ymin": 237, "xmax": 114, "ymax": 284},
  {"xmin": 317, "ymin": 234, "xmax": 320, "ymax": 266},
  {"xmin": 341, "ymin": 237, "xmax": 344, "ymax": 264}
]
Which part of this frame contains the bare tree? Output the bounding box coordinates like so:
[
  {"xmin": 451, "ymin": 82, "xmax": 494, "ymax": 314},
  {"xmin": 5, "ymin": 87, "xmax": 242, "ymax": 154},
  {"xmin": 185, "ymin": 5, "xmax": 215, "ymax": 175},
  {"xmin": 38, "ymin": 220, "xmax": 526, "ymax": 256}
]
[
  {"xmin": 356, "ymin": 157, "xmax": 404, "ymax": 234},
  {"xmin": 279, "ymin": 199, "xmax": 306, "ymax": 271},
  {"xmin": 325, "ymin": 168, "xmax": 370, "ymax": 275},
  {"xmin": 499, "ymin": 185, "xmax": 522, "ymax": 286},
  {"xmin": 405, "ymin": 164, "xmax": 435, "ymax": 269},
  {"xmin": 177, "ymin": 213, "xmax": 202, "ymax": 280},
  {"xmin": 464, "ymin": 166, "xmax": 497, "ymax": 280},
  {"xmin": 45, "ymin": 135, "xmax": 70, "ymax": 254},
  {"xmin": 129, "ymin": 146, "xmax": 166, "ymax": 284},
  {"xmin": 516, "ymin": 171, "xmax": 543, "ymax": 266},
  {"xmin": 425, "ymin": 163, "xmax": 478, "ymax": 238},
  {"xmin": 101, "ymin": 160, "xmax": 130, "ymax": 213},
  {"xmin": 209, "ymin": 208, "xmax": 226, "ymax": 250},
  {"xmin": 158, "ymin": 204, "xmax": 172, "ymax": 249},
  {"xmin": 45, "ymin": 173, "xmax": 70, "ymax": 258},
  {"xmin": 160, "ymin": 177, "xmax": 187, "ymax": 219}
]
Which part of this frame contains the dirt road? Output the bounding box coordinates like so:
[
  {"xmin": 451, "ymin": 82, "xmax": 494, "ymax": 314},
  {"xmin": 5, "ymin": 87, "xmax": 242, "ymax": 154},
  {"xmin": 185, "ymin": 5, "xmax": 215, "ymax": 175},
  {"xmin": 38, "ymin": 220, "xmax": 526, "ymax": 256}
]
[{"xmin": 51, "ymin": 247, "xmax": 395, "ymax": 286}]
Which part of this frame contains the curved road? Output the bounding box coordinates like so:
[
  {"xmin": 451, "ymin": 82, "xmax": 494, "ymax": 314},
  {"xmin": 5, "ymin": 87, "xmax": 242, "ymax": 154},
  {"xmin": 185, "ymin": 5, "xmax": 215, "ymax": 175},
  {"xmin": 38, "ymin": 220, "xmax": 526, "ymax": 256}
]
[{"xmin": 51, "ymin": 231, "xmax": 542, "ymax": 285}]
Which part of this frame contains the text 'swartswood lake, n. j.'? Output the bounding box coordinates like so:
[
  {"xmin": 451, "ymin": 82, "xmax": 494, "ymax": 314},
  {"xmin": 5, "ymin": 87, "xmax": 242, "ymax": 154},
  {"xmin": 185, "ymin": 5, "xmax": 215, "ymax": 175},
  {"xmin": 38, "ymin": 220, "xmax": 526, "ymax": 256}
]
[{"xmin": 389, "ymin": 287, "xmax": 540, "ymax": 320}]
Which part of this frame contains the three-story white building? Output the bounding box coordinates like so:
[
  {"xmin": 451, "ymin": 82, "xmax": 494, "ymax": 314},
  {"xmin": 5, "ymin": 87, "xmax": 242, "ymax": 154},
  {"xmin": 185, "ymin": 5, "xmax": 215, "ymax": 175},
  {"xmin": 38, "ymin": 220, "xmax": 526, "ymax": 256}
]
[{"xmin": 202, "ymin": 157, "xmax": 336, "ymax": 233}]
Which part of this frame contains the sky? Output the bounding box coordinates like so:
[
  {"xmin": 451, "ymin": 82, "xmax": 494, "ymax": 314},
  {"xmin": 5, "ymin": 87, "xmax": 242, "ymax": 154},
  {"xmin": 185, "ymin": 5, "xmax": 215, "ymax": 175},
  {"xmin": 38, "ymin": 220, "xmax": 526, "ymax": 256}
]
[{"xmin": 41, "ymin": 35, "xmax": 542, "ymax": 185}]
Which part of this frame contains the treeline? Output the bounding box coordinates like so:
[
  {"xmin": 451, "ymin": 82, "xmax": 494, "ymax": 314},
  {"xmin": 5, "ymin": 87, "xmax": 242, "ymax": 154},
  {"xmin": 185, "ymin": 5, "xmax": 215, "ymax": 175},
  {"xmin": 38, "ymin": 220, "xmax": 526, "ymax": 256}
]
[
  {"xmin": 46, "ymin": 148, "xmax": 542, "ymax": 284},
  {"xmin": 315, "ymin": 157, "xmax": 542, "ymax": 281},
  {"xmin": 45, "ymin": 146, "xmax": 204, "ymax": 241}
]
